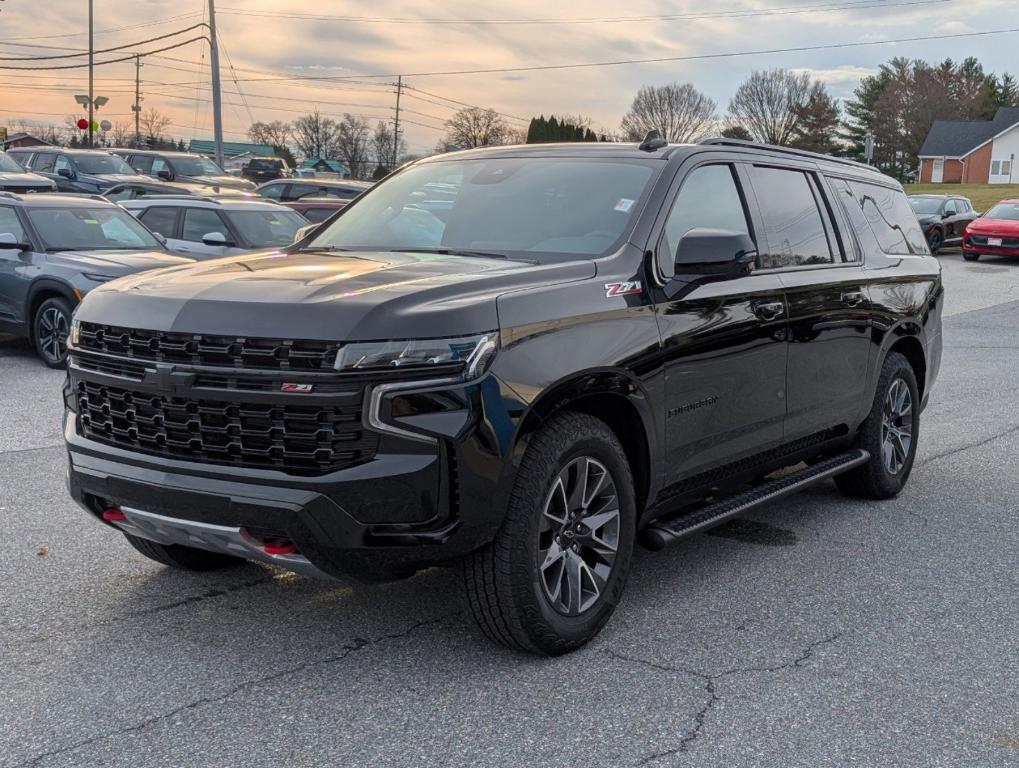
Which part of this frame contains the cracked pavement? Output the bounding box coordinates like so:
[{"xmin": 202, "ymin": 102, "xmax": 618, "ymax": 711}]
[{"xmin": 2, "ymin": 250, "xmax": 1018, "ymax": 767}]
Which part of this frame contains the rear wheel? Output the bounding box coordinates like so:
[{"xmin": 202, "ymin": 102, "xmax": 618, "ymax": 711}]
[
  {"xmin": 835, "ymin": 351, "xmax": 919, "ymax": 499},
  {"xmin": 462, "ymin": 412, "xmax": 635, "ymax": 655},
  {"xmin": 33, "ymin": 296, "xmax": 72, "ymax": 368},
  {"xmin": 124, "ymin": 534, "xmax": 241, "ymax": 571}
]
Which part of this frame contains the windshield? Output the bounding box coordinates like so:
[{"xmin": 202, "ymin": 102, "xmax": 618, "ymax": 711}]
[
  {"xmin": 306, "ymin": 157, "xmax": 658, "ymax": 260},
  {"xmin": 226, "ymin": 209, "xmax": 307, "ymax": 247},
  {"xmin": 171, "ymin": 156, "xmax": 224, "ymax": 176},
  {"xmin": 909, "ymin": 197, "xmax": 944, "ymax": 215},
  {"xmin": 0, "ymin": 152, "xmax": 26, "ymax": 173},
  {"xmin": 985, "ymin": 202, "xmax": 1019, "ymax": 221},
  {"xmin": 28, "ymin": 207, "xmax": 161, "ymax": 251},
  {"xmin": 74, "ymin": 154, "xmax": 135, "ymax": 175}
]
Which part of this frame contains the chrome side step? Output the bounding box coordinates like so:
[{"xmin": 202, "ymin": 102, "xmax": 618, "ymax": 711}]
[{"xmin": 640, "ymin": 449, "xmax": 870, "ymax": 551}]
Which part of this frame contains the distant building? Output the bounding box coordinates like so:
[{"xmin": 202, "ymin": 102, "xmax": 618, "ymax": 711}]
[
  {"xmin": 3, "ymin": 132, "xmax": 53, "ymax": 150},
  {"xmin": 187, "ymin": 139, "xmax": 276, "ymax": 158},
  {"xmin": 918, "ymin": 107, "xmax": 1019, "ymax": 184},
  {"xmin": 296, "ymin": 158, "xmax": 350, "ymax": 178}
]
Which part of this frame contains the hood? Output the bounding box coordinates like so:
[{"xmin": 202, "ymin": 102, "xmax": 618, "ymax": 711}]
[
  {"xmin": 46, "ymin": 249, "xmax": 193, "ymax": 274},
  {"xmin": 0, "ymin": 170, "xmax": 55, "ymax": 188},
  {"xmin": 89, "ymin": 173, "xmax": 154, "ymax": 187},
  {"xmin": 76, "ymin": 250, "xmax": 595, "ymax": 341},
  {"xmin": 966, "ymin": 217, "xmax": 1019, "ymax": 236},
  {"xmin": 181, "ymin": 174, "xmax": 256, "ymax": 190}
]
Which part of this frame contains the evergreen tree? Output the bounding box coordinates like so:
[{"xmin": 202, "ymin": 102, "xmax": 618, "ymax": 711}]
[
  {"xmin": 547, "ymin": 116, "xmax": 560, "ymax": 142},
  {"xmin": 789, "ymin": 86, "xmax": 841, "ymax": 154}
]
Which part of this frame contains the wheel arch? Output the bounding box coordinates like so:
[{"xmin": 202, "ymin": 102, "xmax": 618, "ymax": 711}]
[
  {"xmin": 26, "ymin": 279, "xmax": 78, "ymax": 341},
  {"xmin": 886, "ymin": 332, "xmax": 928, "ymax": 401},
  {"xmin": 509, "ymin": 371, "xmax": 658, "ymax": 518}
]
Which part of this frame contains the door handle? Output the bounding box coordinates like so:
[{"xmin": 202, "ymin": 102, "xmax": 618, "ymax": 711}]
[
  {"xmin": 752, "ymin": 300, "xmax": 785, "ymax": 320},
  {"xmin": 841, "ymin": 290, "xmax": 866, "ymax": 307}
]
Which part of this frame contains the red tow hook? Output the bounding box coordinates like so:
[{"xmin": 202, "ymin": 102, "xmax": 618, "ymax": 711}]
[
  {"xmin": 263, "ymin": 540, "xmax": 297, "ymax": 556},
  {"xmin": 101, "ymin": 507, "xmax": 126, "ymax": 522}
]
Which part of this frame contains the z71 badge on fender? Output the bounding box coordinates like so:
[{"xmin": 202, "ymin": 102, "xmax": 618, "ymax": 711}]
[{"xmin": 605, "ymin": 281, "xmax": 642, "ymax": 298}]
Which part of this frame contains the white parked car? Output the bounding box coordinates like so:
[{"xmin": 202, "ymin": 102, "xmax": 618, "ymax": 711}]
[{"xmin": 119, "ymin": 195, "xmax": 308, "ymax": 259}]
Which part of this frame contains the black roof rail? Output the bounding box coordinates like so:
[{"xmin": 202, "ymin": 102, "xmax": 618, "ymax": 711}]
[{"xmin": 698, "ymin": 137, "xmax": 882, "ymax": 173}]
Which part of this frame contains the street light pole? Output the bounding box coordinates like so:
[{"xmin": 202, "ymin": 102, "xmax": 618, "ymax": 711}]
[
  {"xmin": 208, "ymin": 0, "xmax": 225, "ymax": 168},
  {"xmin": 88, "ymin": 0, "xmax": 94, "ymax": 148}
]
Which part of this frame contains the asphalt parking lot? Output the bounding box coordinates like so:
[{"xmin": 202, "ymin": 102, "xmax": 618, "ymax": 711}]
[{"xmin": 2, "ymin": 250, "xmax": 1017, "ymax": 768}]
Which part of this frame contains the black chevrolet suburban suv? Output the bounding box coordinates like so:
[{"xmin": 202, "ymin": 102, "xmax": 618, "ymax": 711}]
[{"xmin": 64, "ymin": 136, "xmax": 942, "ymax": 654}]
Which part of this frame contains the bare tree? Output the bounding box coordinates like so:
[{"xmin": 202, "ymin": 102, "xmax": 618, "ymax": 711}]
[
  {"xmin": 619, "ymin": 82, "xmax": 717, "ymax": 143},
  {"xmin": 248, "ymin": 120, "xmax": 291, "ymax": 148},
  {"xmin": 139, "ymin": 107, "xmax": 171, "ymax": 144},
  {"xmin": 443, "ymin": 107, "xmax": 509, "ymax": 149},
  {"xmin": 370, "ymin": 121, "xmax": 406, "ymax": 176},
  {"xmin": 109, "ymin": 120, "xmax": 132, "ymax": 148},
  {"xmin": 332, "ymin": 114, "xmax": 371, "ymax": 179},
  {"xmin": 728, "ymin": 69, "xmax": 814, "ymax": 146},
  {"xmin": 292, "ymin": 110, "xmax": 338, "ymax": 159}
]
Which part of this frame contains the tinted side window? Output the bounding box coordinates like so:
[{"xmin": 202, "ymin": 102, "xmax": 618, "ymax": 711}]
[
  {"xmin": 34, "ymin": 154, "xmax": 56, "ymax": 173},
  {"xmin": 751, "ymin": 166, "xmax": 833, "ymax": 269},
  {"xmin": 104, "ymin": 186, "xmax": 133, "ymax": 202},
  {"xmin": 0, "ymin": 207, "xmax": 26, "ymax": 242},
  {"xmin": 129, "ymin": 155, "xmax": 153, "ymax": 174},
  {"xmin": 182, "ymin": 208, "xmax": 226, "ymax": 242},
  {"xmin": 289, "ymin": 183, "xmax": 322, "ymax": 200},
  {"xmin": 659, "ymin": 164, "xmax": 750, "ymax": 278},
  {"xmin": 139, "ymin": 207, "xmax": 179, "ymax": 238},
  {"xmin": 259, "ymin": 183, "xmax": 285, "ymax": 200},
  {"xmin": 304, "ymin": 207, "xmax": 335, "ymax": 223},
  {"xmin": 846, "ymin": 181, "xmax": 927, "ymax": 255},
  {"xmin": 944, "ymin": 199, "xmax": 958, "ymax": 215},
  {"xmin": 151, "ymin": 158, "xmax": 170, "ymax": 176},
  {"xmin": 53, "ymin": 155, "xmax": 72, "ymax": 175},
  {"xmin": 955, "ymin": 198, "xmax": 971, "ymax": 212}
]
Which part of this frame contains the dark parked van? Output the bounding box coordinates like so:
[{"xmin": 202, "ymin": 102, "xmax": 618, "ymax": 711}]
[{"xmin": 64, "ymin": 136, "xmax": 942, "ymax": 654}]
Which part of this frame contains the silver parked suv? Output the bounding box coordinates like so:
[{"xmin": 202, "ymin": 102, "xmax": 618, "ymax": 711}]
[{"xmin": 119, "ymin": 195, "xmax": 308, "ymax": 258}]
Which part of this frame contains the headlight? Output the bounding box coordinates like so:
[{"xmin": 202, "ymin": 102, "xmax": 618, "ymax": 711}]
[
  {"xmin": 336, "ymin": 332, "xmax": 498, "ymax": 381},
  {"xmin": 69, "ymin": 319, "xmax": 80, "ymax": 348}
]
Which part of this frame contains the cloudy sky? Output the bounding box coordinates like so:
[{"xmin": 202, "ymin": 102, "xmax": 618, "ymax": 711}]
[{"xmin": 1, "ymin": 0, "xmax": 1016, "ymax": 152}]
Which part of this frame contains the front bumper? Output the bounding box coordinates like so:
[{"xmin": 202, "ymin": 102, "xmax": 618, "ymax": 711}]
[
  {"xmin": 962, "ymin": 240, "xmax": 1019, "ymax": 257},
  {"xmin": 65, "ymin": 373, "xmax": 517, "ymax": 582}
]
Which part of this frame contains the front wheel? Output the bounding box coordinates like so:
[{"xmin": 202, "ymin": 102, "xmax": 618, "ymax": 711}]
[
  {"xmin": 462, "ymin": 412, "xmax": 636, "ymax": 655},
  {"xmin": 963, "ymin": 252, "xmax": 980, "ymax": 261},
  {"xmin": 33, "ymin": 296, "xmax": 72, "ymax": 368},
  {"xmin": 927, "ymin": 228, "xmax": 943, "ymax": 254},
  {"xmin": 835, "ymin": 351, "xmax": 920, "ymax": 499}
]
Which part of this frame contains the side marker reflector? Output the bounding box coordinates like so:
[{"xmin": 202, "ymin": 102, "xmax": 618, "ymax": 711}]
[
  {"xmin": 263, "ymin": 540, "xmax": 297, "ymax": 556},
  {"xmin": 102, "ymin": 508, "xmax": 126, "ymax": 522}
]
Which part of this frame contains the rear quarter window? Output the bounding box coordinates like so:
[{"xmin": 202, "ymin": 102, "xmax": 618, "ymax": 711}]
[{"xmin": 843, "ymin": 180, "xmax": 928, "ymax": 256}]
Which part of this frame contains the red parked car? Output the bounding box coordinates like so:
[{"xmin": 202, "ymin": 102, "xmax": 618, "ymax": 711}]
[
  {"xmin": 962, "ymin": 199, "xmax": 1019, "ymax": 261},
  {"xmin": 282, "ymin": 196, "xmax": 349, "ymax": 224}
]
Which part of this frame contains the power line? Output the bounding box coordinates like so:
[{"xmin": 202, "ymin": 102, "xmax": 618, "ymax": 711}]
[
  {"xmin": 214, "ymin": 0, "xmax": 947, "ymax": 25},
  {"xmin": 0, "ymin": 37, "xmax": 209, "ymax": 70},
  {"xmin": 0, "ymin": 12, "xmax": 204, "ymax": 41},
  {"xmin": 0, "ymin": 24, "xmax": 210, "ymax": 61}
]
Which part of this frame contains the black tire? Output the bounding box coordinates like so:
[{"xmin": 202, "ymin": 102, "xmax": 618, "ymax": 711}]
[
  {"xmin": 927, "ymin": 228, "xmax": 943, "ymax": 254},
  {"xmin": 462, "ymin": 412, "xmax": 636, "ymax": 655},
  {"xmin": 33, "ymin": 296, "xmax": 72, "ymax": 368},
  {"xmin": 124, "ymin": 533, "xmax": 241, "ymax": 571},
  {"xmin": 963, "ymin": 252, "xmax": 980, "ymax": 261},
  {"xmin": 835, "ymin": 351, "xmax": 920, "ymax": 499}
]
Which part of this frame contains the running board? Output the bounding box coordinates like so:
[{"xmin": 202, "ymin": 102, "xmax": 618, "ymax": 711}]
[{"xmin": 640, "ymin": 449, "xmax": 870, "ymax": 551}]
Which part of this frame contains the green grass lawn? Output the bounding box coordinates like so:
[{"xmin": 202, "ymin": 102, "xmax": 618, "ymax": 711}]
[{"xmin": 904, "ymin": 184, "xmax": 1019, "ymax": 213}]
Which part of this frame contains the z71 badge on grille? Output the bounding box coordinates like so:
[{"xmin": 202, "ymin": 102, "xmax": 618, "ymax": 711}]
[
  {"xmin": 605, "ymin": 281, "xmax": 642, "ymax": 298},
  {"xmin": 281, "ymin": 383, "xmax": 314, "ymax": 393}
]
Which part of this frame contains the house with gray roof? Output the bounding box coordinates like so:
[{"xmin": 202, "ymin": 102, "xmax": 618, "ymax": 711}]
[{"xmin": 918, "ymin": 107, "xmax": 1019, "ymax": 184}]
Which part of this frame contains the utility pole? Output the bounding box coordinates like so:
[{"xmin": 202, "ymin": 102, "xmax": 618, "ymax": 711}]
[
  {"xmin": 208, "ymin": 0, "xmax": 225, "ymax": 168},
  {"xmin": 88, "ymin": 0, "xmax": 94, "ymax": 148},
  {"xmin": 132, "ymin": 54, "xmax": 143, "ymax": 147},
  {"xmin": 392, "ymin": 75, "xmax": 402, "ymax": 170}
]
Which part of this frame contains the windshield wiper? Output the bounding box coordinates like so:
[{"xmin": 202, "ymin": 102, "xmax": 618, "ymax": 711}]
[
  {"xmin": 298, "ymin": 245, "xmax": 351, "ymax": 252},
  {"xmin": 392, "ymin": 247, "xmax": 510, "ymax": 259}
]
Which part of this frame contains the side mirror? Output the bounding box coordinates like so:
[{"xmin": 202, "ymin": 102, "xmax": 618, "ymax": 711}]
[
  {"xmin": 57, "ymin": 168, "xmax": 74, "ymax": 179},
  {"xmin": 156, "ymin": 170, "xmax": 172, "ymax": 180},
  {"xmin": 0, "ymin": 232, "xmax": 29, "ymax": 251},
  {"xmin": 201, "ymin": 231, "xmax": 234, "ymax": 247},
  {"xmin": 942, "ymin": 211, "xmax": 953, "ymax": 219},
  {"xmin": 293, "ymin": 223, "xmax": 319, "ymax": 243},
  {"xmin": 675, "ymin": 228, "xmax": 757, "ymax": 275},
  {"xmin": 153, "ymin": 232, "xmax": 168, "ymax": 246}
]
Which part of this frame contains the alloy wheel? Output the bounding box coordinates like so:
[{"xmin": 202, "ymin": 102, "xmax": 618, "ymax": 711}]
[
  {"xmin": 881, "ymin": 378, "xmax": 913, "ymax": 475},
  {"xmin": 37, "ymin": 306, "xmax": 69, "ymax": 364},
  {"xmin": 538, "ymin": 456, "xmax": 620, "ymax": 616}
]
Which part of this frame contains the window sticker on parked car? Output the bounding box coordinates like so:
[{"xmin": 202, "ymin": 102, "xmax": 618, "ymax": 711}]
[{"xmin": 615, "ymin": 198, "xmax": 635, "ymax": 212}]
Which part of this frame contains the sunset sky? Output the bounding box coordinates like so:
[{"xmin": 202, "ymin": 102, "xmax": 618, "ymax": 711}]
[{"xmin": 1, "ymin": 0, "xmax": 1016, "ymax": 153}]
